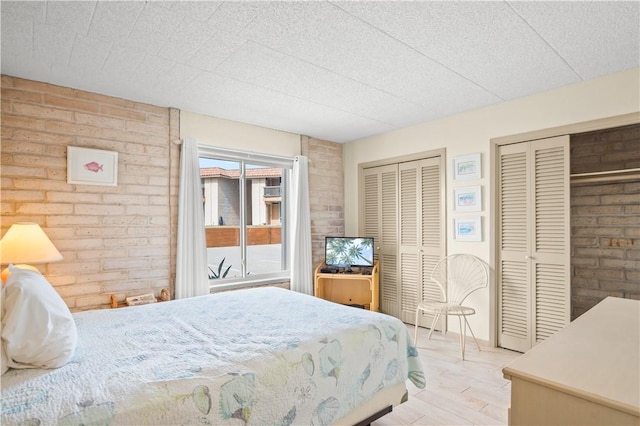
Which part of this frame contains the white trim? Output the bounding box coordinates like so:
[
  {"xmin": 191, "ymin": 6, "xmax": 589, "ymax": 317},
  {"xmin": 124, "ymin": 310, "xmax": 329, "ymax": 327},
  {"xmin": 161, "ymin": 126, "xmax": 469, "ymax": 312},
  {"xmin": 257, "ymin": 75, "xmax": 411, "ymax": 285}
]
[{"xmin": 199, "ymin": 145, "xmax": 294, "ymax": 168}]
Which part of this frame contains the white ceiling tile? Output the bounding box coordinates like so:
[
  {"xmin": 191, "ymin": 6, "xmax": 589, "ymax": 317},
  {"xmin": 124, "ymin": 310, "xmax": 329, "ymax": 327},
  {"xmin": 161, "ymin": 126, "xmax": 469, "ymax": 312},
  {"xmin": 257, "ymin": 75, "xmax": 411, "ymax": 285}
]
[
  {"xmin": 239, "ymin": 1, "xmax": 500, "ymax": 109},
  {"xmin": 2, "ymin": 1, "xmax": 46, "ymax": 23},
  {"xmin": 154, "ymin": 63, "xmax": 202, "ymax": 95},
  {"xmin": 101, "ymin": 44, "xmax": 146, "ymax": 79},
  {"xmin": 178, "ymin": 72, "xmax": 245, "ymax": 109},
  {"xmin": 87, "ymin": 1, "xmax": 144, "ymax": 42},
  {"xmin": 157, "ymin": 17, "xmax": 215, "ymax": 63},
  {"xmin": 130, "ymin": 55, "xmax": 176, "ymax": 87},
  {"xmin": 214, "ymin": 41, "xmax": 429, "ymax": 126},
  {"xmin": 69, "ymin": 36, "xmax": 112, "ymax": 73},
  {"xmin": 187, "ymin": 32, "xmax": 246, "ymax": 71},
  {"xmin": 133, "ymin": 2, "xmax": 183, "ymax": 35},
  {"xmin": 45, "ymin": 0, "xmax": 96, "ymax": 35},
  {"xmin": 205, "ymin": 2, "xmax": 268, "ymax": 36},
  {"xmin": 239, "ymin": 2, "xmax": 381, "ymax": 74},
  {"xmin": 123, "ymin": 3, "xmax": 183, "ymax": 54},
  {"xmin": 33, "ymin": 22, "xmax": 76, "ymax": 66},
  {"xmin": 167, "ymin": 1, "xmax": 222, "ymax": 22},
  {"xmin": 508, "ymin": 1, "xmax": 640, "ymax": 80},
  {"xmin": 337, "ymin": 1, "xmax": 582, "ymax": 99},
  {"xmin": 1, "ymin": 11, "xmax": 33, "ymax": 59}
]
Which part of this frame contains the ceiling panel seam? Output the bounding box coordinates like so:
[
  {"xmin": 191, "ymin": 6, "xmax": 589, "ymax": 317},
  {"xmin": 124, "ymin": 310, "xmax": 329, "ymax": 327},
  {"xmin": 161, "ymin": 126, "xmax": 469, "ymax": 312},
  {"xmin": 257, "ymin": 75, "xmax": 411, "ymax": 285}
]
[{"xmin": 505, "ymin": 1, "xmax": 583, "ymax": 81}]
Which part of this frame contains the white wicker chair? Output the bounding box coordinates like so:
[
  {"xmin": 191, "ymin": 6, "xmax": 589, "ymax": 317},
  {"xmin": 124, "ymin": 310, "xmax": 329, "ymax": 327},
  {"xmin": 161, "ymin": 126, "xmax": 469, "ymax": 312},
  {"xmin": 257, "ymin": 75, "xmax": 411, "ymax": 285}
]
[{"xmin": 414, "ymin": 254, "xmax": 488, "ymax": 360}]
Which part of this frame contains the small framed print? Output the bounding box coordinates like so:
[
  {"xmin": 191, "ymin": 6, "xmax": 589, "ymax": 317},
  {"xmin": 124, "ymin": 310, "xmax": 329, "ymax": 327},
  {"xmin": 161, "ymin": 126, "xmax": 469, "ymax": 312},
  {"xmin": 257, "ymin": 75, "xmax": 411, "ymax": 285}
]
[
  {"xmin": 67, "ymin": 146, "xmax": 118, "ymax": 186},
  {"xmin": 453, "ymin": 216, "xmax": 482, "ymax": 242},
  {"xmin": 454, "ymin": 186, "xmax": 482, "ymax": 212},
  {"xmin": 453, "ymin": 153, "xmax": 481, "ymax": 181}
]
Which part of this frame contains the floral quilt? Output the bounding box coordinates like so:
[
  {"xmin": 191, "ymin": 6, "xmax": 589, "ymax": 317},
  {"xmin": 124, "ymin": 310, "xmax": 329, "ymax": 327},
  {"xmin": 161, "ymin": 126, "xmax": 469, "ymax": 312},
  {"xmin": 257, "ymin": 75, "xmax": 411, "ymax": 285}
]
[{"xmin": 1, "ymin": 287, "xmax": 425, "ymax": 425}]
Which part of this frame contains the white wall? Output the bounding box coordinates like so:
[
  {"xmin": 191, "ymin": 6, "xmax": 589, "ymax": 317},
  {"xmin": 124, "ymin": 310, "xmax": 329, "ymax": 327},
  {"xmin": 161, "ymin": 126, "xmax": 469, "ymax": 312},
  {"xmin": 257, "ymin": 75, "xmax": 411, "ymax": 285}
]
[
  {"xmin": 343, "ymin": 67, "xmax": 640, "ymax": 341},
  {"xmin": 180, "ymin": 110, "xmax": 301, "ymax": 157}
]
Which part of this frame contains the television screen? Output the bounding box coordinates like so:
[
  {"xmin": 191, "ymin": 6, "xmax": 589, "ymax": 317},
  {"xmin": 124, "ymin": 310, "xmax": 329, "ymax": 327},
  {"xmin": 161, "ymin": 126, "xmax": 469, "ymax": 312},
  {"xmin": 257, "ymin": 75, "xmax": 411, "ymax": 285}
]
[{"xmin": 325, "ymin": 236, "xmax": 374, "ymax": 267}]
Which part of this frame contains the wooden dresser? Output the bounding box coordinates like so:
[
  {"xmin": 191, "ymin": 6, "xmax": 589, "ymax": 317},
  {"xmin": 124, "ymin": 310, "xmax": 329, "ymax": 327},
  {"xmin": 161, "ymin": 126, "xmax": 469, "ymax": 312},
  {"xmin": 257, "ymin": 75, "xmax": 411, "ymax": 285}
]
[{"xmin": 503, "ymin": 297, "xmax": 640, "ymax": 425}]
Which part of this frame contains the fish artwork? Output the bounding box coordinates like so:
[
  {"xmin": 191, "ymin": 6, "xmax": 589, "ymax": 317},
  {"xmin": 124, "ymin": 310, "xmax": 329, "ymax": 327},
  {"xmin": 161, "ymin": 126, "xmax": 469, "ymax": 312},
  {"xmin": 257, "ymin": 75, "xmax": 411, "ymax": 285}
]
[{"xmin": 84, "ymin": 161, "xmax": 104, "ymax": 173}]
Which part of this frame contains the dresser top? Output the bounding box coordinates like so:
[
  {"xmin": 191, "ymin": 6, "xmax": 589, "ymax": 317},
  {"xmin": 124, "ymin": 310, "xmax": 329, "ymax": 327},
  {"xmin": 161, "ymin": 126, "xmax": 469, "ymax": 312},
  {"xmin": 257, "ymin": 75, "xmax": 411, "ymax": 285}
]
[{"xmin": 503, "ymin": 297, "xmax": 640, "ymax": 415}]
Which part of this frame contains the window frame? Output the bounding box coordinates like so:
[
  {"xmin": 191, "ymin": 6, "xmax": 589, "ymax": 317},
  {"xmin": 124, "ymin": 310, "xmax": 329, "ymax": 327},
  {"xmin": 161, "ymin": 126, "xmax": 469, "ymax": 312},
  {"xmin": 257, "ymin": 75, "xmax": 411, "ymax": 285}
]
[{"xmin": 198, "ymin": 145, "xmax": 292, "ymax": 291}]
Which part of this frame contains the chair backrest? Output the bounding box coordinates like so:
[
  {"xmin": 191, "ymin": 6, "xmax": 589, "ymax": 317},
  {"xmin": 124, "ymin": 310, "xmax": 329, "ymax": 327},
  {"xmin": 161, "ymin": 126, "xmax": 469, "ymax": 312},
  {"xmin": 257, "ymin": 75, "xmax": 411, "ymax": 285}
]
[{"xmin": 430, "ymin": 254, "xmax": 488, "ymax": 305}]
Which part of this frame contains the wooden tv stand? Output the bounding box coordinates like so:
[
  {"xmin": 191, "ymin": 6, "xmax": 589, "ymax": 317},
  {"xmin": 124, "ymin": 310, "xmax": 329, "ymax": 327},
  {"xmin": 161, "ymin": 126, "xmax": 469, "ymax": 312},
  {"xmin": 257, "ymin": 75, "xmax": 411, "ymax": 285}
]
[{"xmin": 314, "ymin": 261, "xmax": 379, "ymax": 311}]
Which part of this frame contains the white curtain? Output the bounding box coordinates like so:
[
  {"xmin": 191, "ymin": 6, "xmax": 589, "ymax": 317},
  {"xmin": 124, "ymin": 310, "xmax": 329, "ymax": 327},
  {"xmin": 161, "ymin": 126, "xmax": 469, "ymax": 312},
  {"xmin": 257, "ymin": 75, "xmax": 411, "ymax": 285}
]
[
  {"xmin": 290, "ymin": 155, "xmax": 313, "ymax": 295},
  {"xmin": 175, "ymin": 138, "xmax": 209, "ymax": 299}
]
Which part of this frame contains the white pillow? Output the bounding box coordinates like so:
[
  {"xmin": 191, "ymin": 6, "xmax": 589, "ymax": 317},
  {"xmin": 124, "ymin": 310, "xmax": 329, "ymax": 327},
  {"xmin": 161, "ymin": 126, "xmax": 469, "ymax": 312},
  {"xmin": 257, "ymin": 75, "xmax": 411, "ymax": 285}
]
[{"xmin": 2, "ymin": 265, "xmax": 77, "ymax": 369}]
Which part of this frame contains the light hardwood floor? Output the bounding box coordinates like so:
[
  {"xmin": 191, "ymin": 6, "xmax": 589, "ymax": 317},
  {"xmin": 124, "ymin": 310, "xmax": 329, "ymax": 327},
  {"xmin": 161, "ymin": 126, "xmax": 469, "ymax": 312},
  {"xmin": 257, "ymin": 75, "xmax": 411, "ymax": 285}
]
[{"xmin": 373, "ymin": 325, "xmax": 521, "ymax": 426}]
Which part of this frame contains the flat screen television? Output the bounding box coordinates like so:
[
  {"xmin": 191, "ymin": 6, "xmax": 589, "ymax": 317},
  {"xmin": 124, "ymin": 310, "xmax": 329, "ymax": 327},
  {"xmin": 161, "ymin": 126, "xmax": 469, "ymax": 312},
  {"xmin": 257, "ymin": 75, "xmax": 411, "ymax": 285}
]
[{"xmin": 325, "ymin": 236, "xmax": 374, "ymax": 267}]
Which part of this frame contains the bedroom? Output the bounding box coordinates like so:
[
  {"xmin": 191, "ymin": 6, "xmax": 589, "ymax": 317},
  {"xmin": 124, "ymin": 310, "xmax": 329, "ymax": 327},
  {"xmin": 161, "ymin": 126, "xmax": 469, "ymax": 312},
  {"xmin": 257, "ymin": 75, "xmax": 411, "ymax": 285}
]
[{"xmin": 1, "ymin": 1, "xmax": 639, "ymax": 425}]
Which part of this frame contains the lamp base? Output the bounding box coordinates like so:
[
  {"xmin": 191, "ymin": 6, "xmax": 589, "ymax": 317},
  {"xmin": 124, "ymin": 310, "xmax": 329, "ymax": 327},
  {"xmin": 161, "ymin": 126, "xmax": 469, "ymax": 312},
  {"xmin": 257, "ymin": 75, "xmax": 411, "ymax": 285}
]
[{"xmin": 1, "ymin": 264, "xmax": 39, "ymax": 284}]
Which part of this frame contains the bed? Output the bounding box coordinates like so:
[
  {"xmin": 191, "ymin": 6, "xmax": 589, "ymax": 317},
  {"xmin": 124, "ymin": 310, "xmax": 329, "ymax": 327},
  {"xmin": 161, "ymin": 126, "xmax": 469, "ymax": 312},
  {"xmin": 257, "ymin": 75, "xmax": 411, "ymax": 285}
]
[{"xmin": 1, "ymin": 284, "xmax": 425, "ymax": 425}]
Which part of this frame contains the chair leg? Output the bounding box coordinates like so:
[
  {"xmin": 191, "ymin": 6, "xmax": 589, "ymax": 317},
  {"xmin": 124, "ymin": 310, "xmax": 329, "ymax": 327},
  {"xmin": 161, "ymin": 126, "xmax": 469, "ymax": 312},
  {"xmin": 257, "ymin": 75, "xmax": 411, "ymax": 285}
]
[
  {"xmin": 427, "ymin": 313, "xmax": 440, "ymax": 340},
  {"xmin": 465, "ymin": 317, "xmax": 482, "ymax": 352},
  {"xmin": 457, "ymin": 315, "xmax": 466, "ymax": 360}
]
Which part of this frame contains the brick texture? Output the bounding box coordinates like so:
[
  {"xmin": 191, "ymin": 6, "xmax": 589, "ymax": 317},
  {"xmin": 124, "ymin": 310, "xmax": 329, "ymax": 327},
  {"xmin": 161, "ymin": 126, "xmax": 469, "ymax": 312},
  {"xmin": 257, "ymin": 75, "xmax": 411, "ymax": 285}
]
[
  {"xmin": 1, "ymin": 75, "xmax": 179, "ymax": 311},
  {"xmin": 302, "ymin": 136, "xmax": 344, "ymax": 268},
  {"xmin": 570, "ymin": 124, "xmax": 640, "ymax": 319}
]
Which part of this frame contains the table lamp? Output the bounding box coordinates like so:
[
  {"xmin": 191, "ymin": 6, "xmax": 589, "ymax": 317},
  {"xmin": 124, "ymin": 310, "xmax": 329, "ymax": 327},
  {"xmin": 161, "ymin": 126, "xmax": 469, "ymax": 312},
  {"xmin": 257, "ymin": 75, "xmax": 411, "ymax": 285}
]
[{"xmin": 0, "ymin": 222, "xmax": 63, "ymax": 283}]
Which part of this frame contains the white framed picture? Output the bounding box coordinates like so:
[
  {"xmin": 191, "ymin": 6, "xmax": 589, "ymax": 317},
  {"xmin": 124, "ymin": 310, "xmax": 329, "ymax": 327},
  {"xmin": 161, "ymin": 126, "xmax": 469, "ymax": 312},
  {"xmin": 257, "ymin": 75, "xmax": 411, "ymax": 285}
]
[
  {"xmin": 67, "ymin": 146, "xmax": 118, "ymax": 186},
  {"xmin": 453, "ymin": 216, "xmax": 482, "ymax": 242},
  {"xmin": 454, "ymin": 186, "xmax": 482, "ymax": 212},
  {"xmin": 453, "ymin": 153, "xmax": 481, "ymax": 181}
]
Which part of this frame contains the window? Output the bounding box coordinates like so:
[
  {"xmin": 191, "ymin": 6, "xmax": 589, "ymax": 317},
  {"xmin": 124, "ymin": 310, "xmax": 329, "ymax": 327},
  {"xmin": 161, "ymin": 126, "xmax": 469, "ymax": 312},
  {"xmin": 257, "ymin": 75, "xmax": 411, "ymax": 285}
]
[{"xmin": 199, "ymin": 146, "xmax": 292, "ymax": 289}]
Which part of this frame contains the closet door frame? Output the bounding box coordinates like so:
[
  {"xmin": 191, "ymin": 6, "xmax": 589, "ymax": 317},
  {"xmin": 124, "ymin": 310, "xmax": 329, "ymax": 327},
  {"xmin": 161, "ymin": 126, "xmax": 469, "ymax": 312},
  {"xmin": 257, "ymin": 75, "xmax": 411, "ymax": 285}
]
[{"xmin": 490, "ymin": 112, "xmax": 639, "ymax": 347}]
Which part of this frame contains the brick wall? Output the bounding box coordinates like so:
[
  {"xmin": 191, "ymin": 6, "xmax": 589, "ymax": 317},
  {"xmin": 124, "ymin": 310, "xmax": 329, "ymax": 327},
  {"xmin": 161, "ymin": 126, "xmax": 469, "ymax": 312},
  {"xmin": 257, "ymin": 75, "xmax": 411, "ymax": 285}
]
[
  {"xmin": 1, "ymin": 76, "xmax": 179, "ymax": 310},
  {"xmin": 570, "ymin": 124, "xmax": 640, "ymax": 318},
  {"xmin": 302, "ymin": 136, "xmax": 344, "ymax": 267}
]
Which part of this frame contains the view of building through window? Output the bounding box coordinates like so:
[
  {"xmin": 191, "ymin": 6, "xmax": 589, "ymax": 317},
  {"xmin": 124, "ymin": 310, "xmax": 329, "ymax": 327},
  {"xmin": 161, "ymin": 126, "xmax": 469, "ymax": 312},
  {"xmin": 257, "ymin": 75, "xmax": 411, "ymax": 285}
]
[{"xmin": 199, "ymin": 155, "xmax": 287, "ymax": 283}]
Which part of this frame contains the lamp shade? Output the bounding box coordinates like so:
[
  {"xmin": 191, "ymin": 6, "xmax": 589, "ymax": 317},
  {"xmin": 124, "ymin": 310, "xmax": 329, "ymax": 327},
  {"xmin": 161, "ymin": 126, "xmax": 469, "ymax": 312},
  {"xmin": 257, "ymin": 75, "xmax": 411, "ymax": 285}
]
[{"xmin": 0, "ymin": 222, "xmax": 63, "ymax": 265}]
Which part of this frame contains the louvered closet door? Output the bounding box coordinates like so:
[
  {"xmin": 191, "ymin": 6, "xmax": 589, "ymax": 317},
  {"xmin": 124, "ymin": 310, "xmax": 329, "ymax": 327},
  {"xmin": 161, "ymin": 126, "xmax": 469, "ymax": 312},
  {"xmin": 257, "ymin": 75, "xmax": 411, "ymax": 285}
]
[
  {"xmin": 498, "ymin": 136, "xmax": 570, "ymax": 352},
  {"xmin": 363, "ymin": 165, "xmax": 398, "ymax": 317},
  {"xmin": 399, "ymin": 158, "xmax": 444, "ymax": 326}
]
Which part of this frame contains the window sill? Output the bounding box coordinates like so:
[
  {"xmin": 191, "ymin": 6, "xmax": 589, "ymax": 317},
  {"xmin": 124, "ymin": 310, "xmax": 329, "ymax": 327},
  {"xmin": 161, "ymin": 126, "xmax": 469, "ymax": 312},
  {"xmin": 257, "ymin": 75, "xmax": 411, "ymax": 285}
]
[{"xmin": 209, "ymin": 272, "xmax": 290, "ymax": 293}]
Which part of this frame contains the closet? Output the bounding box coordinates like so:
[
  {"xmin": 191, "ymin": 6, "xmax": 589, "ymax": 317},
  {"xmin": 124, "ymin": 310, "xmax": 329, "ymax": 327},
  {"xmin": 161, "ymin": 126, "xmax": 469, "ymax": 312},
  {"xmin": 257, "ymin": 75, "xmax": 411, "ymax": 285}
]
[
  {"xmin": 569, "ymin": 123, "xmax": 640, "ymax": 319},
  {"xmin": 495, "ymin": 117, "xmax": 639, "ymax": 353},
  {"xmin": 361, "ymin": 151, "xmax": 445, "ymax": 326}
]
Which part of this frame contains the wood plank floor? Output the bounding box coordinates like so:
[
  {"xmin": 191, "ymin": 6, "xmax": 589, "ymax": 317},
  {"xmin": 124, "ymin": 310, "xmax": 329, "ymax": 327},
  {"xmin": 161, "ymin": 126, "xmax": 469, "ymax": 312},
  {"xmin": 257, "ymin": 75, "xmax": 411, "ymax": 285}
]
[{"xmin": 373, "ymin": 325, "xmax": 521, "ymax": 426}]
